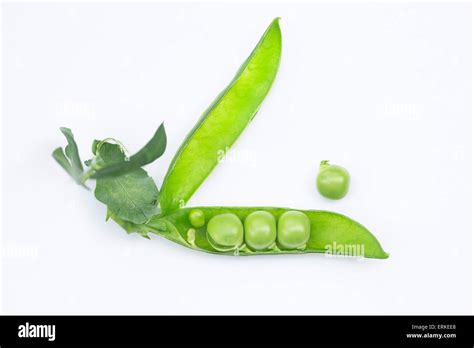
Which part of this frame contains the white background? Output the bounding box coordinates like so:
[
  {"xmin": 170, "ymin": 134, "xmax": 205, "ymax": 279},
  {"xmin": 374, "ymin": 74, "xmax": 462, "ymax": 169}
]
[{"xmin": 1, "ymin": 2, "xmax": 472, "ymax": 314}]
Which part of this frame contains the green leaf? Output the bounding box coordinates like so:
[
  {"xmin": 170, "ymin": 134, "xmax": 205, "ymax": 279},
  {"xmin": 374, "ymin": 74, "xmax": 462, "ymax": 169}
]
[
  {"xmin": 61, "ymin": 127, "xmax": 84, "ymax": 176},
  {"xmin": 52, "ymin": 128, "xmax": 87, "ymax": 187},
  {"xmin": 94, "ymin": 143, "xmax": 159, "ymax": 224},
  {"xmin": 95, "ymin": 141, "xmax": 126, "ymax": 164},
  {"xmin": 53, "ymin": 147, "xmax": 73, "ymax": 174},
  {"xmin": 159, "ymin": 18, "xmax": 282, "ymax": 214},
  {"xmin": 92, "ymin": 123, "xmax": 167, "ymax": 179}
]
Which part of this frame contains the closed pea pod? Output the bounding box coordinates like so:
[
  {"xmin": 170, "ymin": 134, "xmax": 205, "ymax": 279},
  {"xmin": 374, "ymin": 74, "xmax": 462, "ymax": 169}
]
[
  {"xmin": 159, "ymin": 18, "xmax": 282, "ymax": 215},
  {"xmin": 244, "ymin": 211, "xmax": 277, "ymax": 250}
]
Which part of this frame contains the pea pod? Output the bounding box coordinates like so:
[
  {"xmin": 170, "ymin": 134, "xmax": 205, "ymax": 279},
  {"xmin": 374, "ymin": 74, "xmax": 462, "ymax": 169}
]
[
  {"xmin": 108, "ymin": 207, "xmax": 389, "ymax": 259},
  {"xmin": 159, "ymin": 18, "xmax": 282, "ymax": 215}
]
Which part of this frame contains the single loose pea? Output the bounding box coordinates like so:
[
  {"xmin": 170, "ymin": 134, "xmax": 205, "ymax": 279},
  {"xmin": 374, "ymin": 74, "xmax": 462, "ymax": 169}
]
[
  {"xmin": 207, "ymin": 213, "xmax": 244, "ymax": 251},
  {"xmin": 244, "ymin": 211, "xmax": 277, "ymax": 250},
  {"xmin": 316, "ymin": 160, "xmax": 350, "ymax": 200},
  {"xmin": 189, "ymin": 209, "xmax": 206, "ymax": 228},
  {"xmin": 277, "ymin": 211, "xmax": 311, "ymax": 249}
]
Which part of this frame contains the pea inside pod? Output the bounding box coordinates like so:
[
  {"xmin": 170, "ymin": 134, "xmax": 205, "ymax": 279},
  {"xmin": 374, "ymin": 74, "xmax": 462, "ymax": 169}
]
[
  {"xmin": 277, "ymin": 211, "xmax": 311, "ymax": 249},
  {"xmin": 205, "ymin": 210, "xmax": 311, "ymax": 252},
  {"xmin": 244, "ymin": 211, "xmax": 277, "ymax": 250},
  {"xmin": 189, "ymin": 209, "xmax": 206, "ymax": 228},
  {"xmin": 206, "ymin": 213, "xmax": 244, "ymax": 251}
]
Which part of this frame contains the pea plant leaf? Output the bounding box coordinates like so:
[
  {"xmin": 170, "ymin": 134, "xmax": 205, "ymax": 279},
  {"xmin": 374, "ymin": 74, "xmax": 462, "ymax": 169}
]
[
  {"xmin": 93, "ymin": 142, "xmax": 160, "ymax": 224},
  {"xmin": 91, "ymin": 123, "xmax": 167, "ymax": 179},
  {"xmin": 52, "ymin": 127, "xmax": 87, "ymax": 188}
]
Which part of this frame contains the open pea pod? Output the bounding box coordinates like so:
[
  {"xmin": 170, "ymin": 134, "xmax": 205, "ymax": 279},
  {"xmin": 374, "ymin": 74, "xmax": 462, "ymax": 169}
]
[
  {"xmin": 159, "ymin": 18, "xmax": 282, "ymax": 215},
  {"xmin": 109, "ymin": 207, "xmax": 388, "ymax": 259}
]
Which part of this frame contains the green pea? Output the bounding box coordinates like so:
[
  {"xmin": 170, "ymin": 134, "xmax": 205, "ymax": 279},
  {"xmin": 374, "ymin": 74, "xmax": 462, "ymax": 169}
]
[
  {"xmin": 206, "ymin": 213, "xmax": 244, "ymax": 251},
  {"xmin": 277, "ymin": 211, "xmax": 310, "ymax": 249},
  {"xmin": 316, "ymin": 160, "xmax": 350, "ymax": 200},
  {"xmin": 244, "ymin": 211, "xmax": 277, "ymax": 250},
  {"xmin": 189, "ymin": 209, "xmax": 205, "ymax": 228}
]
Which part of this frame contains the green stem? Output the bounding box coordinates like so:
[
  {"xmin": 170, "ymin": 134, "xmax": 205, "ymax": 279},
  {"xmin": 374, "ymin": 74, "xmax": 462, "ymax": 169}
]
[
  {"xmin": 80, "ymin": 169, "xmax": 95, "ymax": 184},
  {"xmin": 319, "ymin": 160, "xmax": 330, "ymax": 170}
]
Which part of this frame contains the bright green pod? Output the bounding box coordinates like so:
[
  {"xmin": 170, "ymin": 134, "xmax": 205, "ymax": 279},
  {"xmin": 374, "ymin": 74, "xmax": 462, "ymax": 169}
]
[
  {"xmin": 110, "ymin": 207, "xmax": 390, "ymax": 259},
  {"xmin": 159, "ymin": 18, "xmax": 282, "ymax": 215},
  {"xmin": 244, "ymin": 211, "xmax": 277, "ymax": 250}
]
